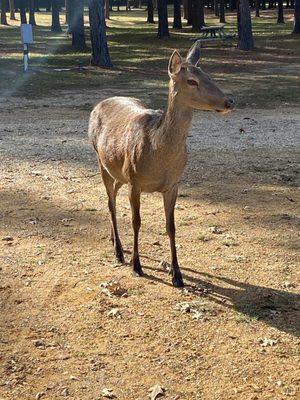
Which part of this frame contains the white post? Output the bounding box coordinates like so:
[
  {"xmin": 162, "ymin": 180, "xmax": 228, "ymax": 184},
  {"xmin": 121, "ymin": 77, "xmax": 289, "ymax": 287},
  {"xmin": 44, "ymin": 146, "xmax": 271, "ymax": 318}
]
[
  {"xmin": 23, "ymin": 43, "xmax": 29, "ymax": 72},
  {"xmin": 20, "ymin": 24, "xmax": 33, "ymax": 73}
]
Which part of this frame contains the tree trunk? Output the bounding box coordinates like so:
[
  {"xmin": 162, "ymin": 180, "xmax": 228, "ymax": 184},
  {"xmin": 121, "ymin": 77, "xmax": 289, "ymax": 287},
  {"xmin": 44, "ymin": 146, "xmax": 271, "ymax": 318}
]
[
  {"xmin": 105, "ymin": 0, "xmax": 110, "ymax": 19},
  {"xmin": 186, "ymin": 0, "xmax": 192, "ymax": 25},
  {"xmin": 219, "ymin": 0, "xmax": 225, "ymax": 22},
  {"xmin": 277, "ymin": 0, "xmax": 284, "ymax": 23},
  {"xmin": 173, "ymin": 0, "xmax": 182, "ymax": 28},
  {"xmin": 157, "ymin": 0, "xmax": 169, "ymax": 38},
  {"xmin": 237, "ymin": 0, "xmax": 254, "ymax": 50},
  {"xmin": 65, "ymin": 0, "xmax": 70, "ymax": 24},
  {"xmin": 89, "ymin": 0, "xmax": 113, "ymax": 67},
  {"xmin": 69, "ymin": 0, "xmax": 86, "ymax": 48},
  {"xmin": 293, "ymin": 0, "xmax": 300, "ymax": 33},
  {"xmin": 51, "ymin": 0, "xmax": 61, "ymax": 31},
  {"xmin": 192, "ymin": 0, "xmax": 204, "ymax": 31},
  {"xmin": 9, "ymin": 0, "xmax": 15, "ymax": 19},
  {"xmin": 183, "ymin": 0, "xmax": 187, "ymax": 19},
  {"xmin": 29, "ymin": 0, "xmax": 36, "ymax": 25},
  {"xmin": 147, "ymin": 0, "xmax": 154, "ymax": 23},
  {"xmin": 20, "ymin": 0, "xmax": 27, "ymax": 23},
  {"xmin": 255, "ymin": 0, "xmax": 260, "ymax": 17},
  {"xmin": 214, "ymin": 0, "xmax": 219, "ymax": 16},
  {"xmin": 1, "ymin": 0, "xmax": 7, "ymax": 25}
]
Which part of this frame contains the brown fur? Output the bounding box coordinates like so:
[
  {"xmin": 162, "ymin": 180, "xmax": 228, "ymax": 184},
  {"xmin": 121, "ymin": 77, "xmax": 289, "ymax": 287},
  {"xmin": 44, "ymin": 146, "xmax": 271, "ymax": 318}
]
[{"xmin": 88, "ymin": 43, "xmax": 234, "ymax": 287}]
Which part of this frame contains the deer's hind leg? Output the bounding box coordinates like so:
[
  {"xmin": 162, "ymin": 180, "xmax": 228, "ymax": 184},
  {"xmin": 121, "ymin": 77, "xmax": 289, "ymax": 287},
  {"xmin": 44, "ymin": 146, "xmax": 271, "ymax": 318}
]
[
  {"xmin": 128, "ymin": 184, "xmax": 143, "ymax": 277},
  {"xmin": 100, "ymin": 166, "xmax": 125, "ymax": 264}
]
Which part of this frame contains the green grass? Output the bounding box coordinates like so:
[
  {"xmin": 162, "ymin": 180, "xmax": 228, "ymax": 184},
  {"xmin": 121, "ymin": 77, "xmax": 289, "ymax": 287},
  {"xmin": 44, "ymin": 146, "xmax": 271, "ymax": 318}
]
[
  {"xmin": 0, "ymin": 8, "xmax": 299, "ymax": 107},
  {"xmin": 234, "ymin": 311, "xmax": 259, "ymax": 323}
]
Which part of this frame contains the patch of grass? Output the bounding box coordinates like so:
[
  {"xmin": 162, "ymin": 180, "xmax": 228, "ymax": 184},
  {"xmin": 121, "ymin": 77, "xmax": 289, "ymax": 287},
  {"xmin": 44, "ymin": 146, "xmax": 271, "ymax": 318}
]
[
  {"xmin": 127, "ymin": 288, "xmax": 144, "ymax": 296},
  {"xmin": 36, "ymin": 244, "xmax": 45, "ymax": 255},
  {"xmin": 221, "ymin": 235, "xmax": 238, "ymax": 247},
  {"xmin": 197, "ymin": 232, "xmax": 211, "ymax": 242},
  {"xmin": 234, "ymin": 312, "xmax": 259, "ymax": 323}
]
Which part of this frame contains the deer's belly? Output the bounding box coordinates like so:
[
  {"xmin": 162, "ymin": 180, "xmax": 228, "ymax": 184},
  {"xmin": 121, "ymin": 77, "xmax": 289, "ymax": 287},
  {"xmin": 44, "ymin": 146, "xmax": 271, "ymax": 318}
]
[
  {"xmin": 136, "ymin": 155, "xmax": 187, "ymax": 192},
  {"xmin": 138, "ymin": 167, "xmax": 185, "ymax": 193}
]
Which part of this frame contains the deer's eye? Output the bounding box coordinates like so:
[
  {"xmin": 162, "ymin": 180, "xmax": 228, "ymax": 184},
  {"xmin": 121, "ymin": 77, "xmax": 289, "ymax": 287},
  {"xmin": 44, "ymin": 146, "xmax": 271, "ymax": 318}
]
[{"xmin": 187, "ymin": 79, "xmax": 198, "ymax": 87}]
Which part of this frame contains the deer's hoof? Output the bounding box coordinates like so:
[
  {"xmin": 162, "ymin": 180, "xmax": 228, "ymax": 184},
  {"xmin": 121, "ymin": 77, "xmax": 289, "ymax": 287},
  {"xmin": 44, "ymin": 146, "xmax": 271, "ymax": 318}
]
[
  {"xmin": 133, "ymin": 268, "xmax": 144, "ymax": 277},
  {"xmin": 172, "ymin": 276, "xmax": 184, "ymax": 288},
  {"xmin": 116, "ymin": 254, "xmax": 125, "ymax": 264}
]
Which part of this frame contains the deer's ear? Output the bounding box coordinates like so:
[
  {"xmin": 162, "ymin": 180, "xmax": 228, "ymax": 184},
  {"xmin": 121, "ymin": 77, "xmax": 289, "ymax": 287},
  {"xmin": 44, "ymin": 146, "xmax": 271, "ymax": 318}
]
[
  {"xmin": 186, "ymin": 41, "xmax": 201, "ymax": 65},
  {"xmin": 168, "ymin": 50, "xmax": 182, "ymax": 76}
]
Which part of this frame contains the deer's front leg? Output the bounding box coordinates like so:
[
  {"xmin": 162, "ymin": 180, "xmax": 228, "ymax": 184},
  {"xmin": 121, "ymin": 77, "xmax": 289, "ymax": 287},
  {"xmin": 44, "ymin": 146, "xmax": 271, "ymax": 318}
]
[
  {"xmin": 128, "ymin": 185, "xmax": 143, "ymax": 277},
  {"xmin": 163, "ymin": 185, "xmax": 184, "ymax": 287}
]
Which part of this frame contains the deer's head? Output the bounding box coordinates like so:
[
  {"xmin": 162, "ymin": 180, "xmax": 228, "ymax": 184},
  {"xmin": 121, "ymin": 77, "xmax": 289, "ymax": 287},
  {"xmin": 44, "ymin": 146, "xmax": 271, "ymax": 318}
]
[{"xmin": 168, "ymin": 43, "xmax": 234, "ymax": 114}]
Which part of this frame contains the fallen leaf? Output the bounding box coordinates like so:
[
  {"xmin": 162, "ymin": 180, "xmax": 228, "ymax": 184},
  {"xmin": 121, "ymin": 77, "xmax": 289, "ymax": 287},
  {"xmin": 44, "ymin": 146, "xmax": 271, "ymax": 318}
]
[
  {"xmin": 208, "ymin": 226, "xmax": 222, "ymax": 234},
  {"xmin": 159, "ymin": 261, "xmax": 171, "ymax": 272},
  {"xmin": 107, "ymin": 308, "xmax": 121, "ymax": 319},
  {"xmin": 259, "ymin": 338, "xmax": 278, "ymax": 347},
  {"xmin": 149, "ymin": 384, "xmax": 165, "ymax": 399},
  {"xmin": 31, "ymin": 170, "xmax": 42, "ymax": 176},
  {"xmin": 100, "ymin": 280, "xmax": 127, "ymax": 297},
  {"xmin": 101, "ymin": 388, "xmax": 115, "ymax": 398},
  {"xmin": 2, "ymin": 236, "xmax": 13, "ymax": 242}
]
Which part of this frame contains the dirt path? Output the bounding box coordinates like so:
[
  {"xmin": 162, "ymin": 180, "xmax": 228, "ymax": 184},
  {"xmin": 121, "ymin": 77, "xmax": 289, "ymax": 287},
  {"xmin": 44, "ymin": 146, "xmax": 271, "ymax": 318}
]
[{"xmin": 0, "ymin": 93, "xmax": 299, "ymax": 400}]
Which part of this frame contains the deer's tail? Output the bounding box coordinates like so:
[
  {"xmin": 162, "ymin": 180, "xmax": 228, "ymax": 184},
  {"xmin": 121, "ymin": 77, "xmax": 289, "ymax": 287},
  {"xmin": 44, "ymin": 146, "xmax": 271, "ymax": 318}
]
[{"xmin": 88, "ymin": 104, "xmax": 103, "ymax": 154}]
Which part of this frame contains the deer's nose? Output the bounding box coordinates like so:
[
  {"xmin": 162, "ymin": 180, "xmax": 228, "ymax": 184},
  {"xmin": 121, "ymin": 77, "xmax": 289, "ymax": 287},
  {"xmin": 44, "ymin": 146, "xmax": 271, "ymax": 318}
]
[{"xmin": 225, "ymin": 98, "xmax": 234, "ymax": 109}]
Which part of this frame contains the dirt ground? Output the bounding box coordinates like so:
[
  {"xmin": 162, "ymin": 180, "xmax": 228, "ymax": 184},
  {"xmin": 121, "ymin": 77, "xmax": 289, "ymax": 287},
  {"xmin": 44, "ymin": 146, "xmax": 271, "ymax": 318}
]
[{"xmin": 0, "ymin": 90, "xmax": 299, "ymax": 400}]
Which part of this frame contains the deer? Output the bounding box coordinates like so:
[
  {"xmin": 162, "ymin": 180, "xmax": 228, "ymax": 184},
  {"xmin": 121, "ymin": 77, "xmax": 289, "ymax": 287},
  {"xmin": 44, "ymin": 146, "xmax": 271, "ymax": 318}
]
[{"xmin": 88, "ymin": 42, "xmax": 234, "ymax": 287}]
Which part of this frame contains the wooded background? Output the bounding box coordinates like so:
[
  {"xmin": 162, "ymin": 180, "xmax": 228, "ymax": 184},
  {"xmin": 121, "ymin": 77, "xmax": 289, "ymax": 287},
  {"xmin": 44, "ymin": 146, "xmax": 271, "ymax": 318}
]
[{"xmin": 1, "ymin": 0, "xmax": 299, "ymax": 68}]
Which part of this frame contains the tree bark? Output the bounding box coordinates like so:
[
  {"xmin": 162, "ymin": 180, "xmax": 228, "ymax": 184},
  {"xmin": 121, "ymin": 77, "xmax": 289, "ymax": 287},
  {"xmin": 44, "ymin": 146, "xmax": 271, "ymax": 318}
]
[
  {"xmin": 51, "ymin": 0, "xmax": 62, "ymax": 31},
  {"xmin": 105, "ymin": 0, "xmax": 110, "ymax": 19},
  {"xmin": 186, "ymin": 0, "xmax": 192, "ymax": 25},
  {"xmin": 173, "ymin": 0, "xmax": 182, "ymax": 28},
  {"xmin": 1, "ymin": 0, "xmax": 7, "ymax": 25},
  {"xmin": 69, "ymin": 0, "xmax": 86, "ymax": 48},
  {"xmin": 214, "ymin": 0, "xmax": 219, "ymax": 16},
  {"xmin": 255, "ymin": 0, "xmax": 260, "ymax": 17},
  {"xmin": 219, "ymin": 0, "xmax": 225, "ymax": 23},
  {"xmin": 20, "ymin": 0, "xmax": 27, "ymax": 23},
  {"xmin": 157, "ymin": 0, "xmax": 169, "ymax": 38},
  {"xmin": 29, "ymin": 0, "xmax": 36, "ymax": 25},
  {"xmin": 89, "ymin": 0, "xmax": 113, "ymax": 67},
  {"xmin": 35, "ymin": 0, "xmax": 40, "ymax": 12},
  {"xmin": 237, "ymin": 0, "xmax": 254, "ymax": 50},
  {"xmin": 147, "ymin": 0, "xmax": 154, "ymax": 23},
  {"xmin": 277, "ymin": 0, "xmax": 284, "ymax": 23},
  {"xmin": 183, "ymin": 0, "xmax": 187, "ymax": 19},
  {"xmin": 192, "ymin": 0, "xmax": 204, "ymax": 31},
  {"xmin": 9, "ymin": 0, "xmax": 15, "ymax": 20},
  {"xmin": 293, "ymin": 0, "xmax": 300, "ymax": 33},
  {"xmin": 65, "ymin": 0, "xmax": 70, "ymax": 24}
]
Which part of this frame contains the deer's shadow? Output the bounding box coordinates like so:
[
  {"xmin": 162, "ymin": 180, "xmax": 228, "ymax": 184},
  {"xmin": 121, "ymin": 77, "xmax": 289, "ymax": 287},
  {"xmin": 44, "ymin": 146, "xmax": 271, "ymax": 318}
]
[{"xmin": 143, "ymin": 264, "xmax": 300, "ymax": 338}]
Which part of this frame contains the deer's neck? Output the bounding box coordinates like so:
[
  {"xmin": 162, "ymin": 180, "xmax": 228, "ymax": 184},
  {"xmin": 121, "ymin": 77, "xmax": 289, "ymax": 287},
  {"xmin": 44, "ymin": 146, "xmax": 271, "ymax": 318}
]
[{"xmin": 159, "ymin": 87, "xmax": 193, "ymax": 146}]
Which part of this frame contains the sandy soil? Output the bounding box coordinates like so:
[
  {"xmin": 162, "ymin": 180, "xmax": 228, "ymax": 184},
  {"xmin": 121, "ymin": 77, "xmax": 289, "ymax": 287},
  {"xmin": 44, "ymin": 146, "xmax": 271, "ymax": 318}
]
[{"xmin": 0, "ymin": 91, "xmax": 299, "ymax": 400}]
